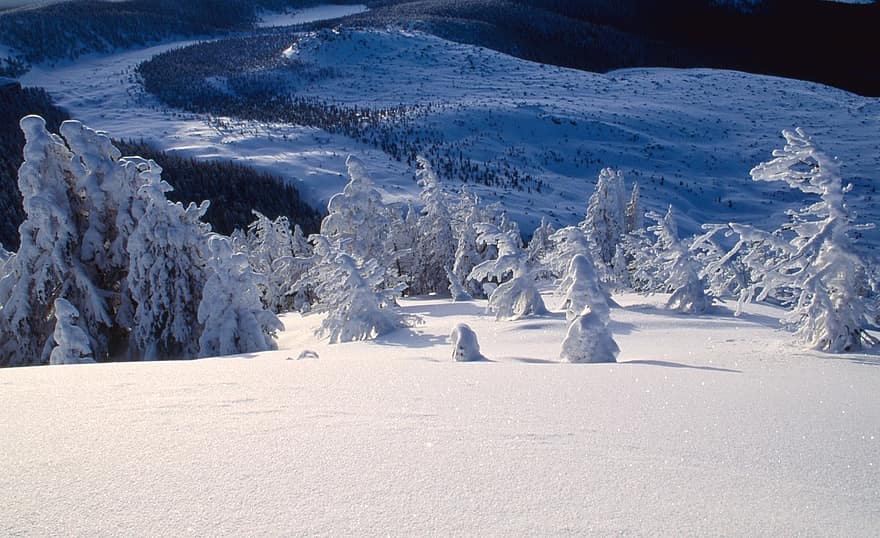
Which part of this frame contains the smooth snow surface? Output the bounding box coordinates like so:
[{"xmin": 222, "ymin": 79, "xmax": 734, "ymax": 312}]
[
  {"xmin": 256, "ymin": 4, "xmax": 367, "ymax": 28},
  {"xmin": 3, "ymin": 293, "xmax": 879, "ymax": 536}
]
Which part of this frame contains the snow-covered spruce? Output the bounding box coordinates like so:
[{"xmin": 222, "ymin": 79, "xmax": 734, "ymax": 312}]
[
  {"xmin": 559, "ymin": 254, "xmax": 609, "ymax": 322},
  {"xmin": 445, "ymin": 266, "xmax": 472, "ymax": 302},
  {"xmin": 410, "ymin": 156, "xmax": 455, "ymax": 296},
  {"xmin": 468, "ymin": 223, "xmax": 546, "ymax": 320},
  {"xmin": 245, "ymin": 211, "xmax": 311, "ymax": 313},
  {"xmin": 294, "ymin": 235, "xmax": 414, "ymax": 343},
  {"xmin": 127, "ymin": 174, "xmax": 211, "ymax": 360},
  {"xmin": 647, "ymin": 206, "xmax": 711, "ymax": 314},
  {"xmin": 197, "ymin": 235, "xmax": 283, "ymax": 358},
  {"xmin": 320, "ymin": 155, "xmax": 400, "ymax": 288},
  {"xmin": 724, "ymin": 128, "xmax": 877, "ymax": 353},
  {"xmin": 49, "ymin": 298, "xmax": 95, "ymax": 365},
  {"xmin": 582, "ymin": 167, "xmax": 628, "ymax": 277},
  {"xmin": 560, "ymin": 310, "xmax": 619, "ymax": 363},
  {"xmin": 545, "ymin": 226, "xmax": 594, "ymax": 279},
  {"xmin": 0, "ymin": 116, "xmax": 113, "ymax": 366},
  {"xmin": 450, "ymin": 323, "xmax": 485, "ymax": 362}
]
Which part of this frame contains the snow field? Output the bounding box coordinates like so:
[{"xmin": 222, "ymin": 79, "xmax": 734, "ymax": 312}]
[{"xmin": 2, "ymin": 292, "xmax": 879, "ymax": 536}]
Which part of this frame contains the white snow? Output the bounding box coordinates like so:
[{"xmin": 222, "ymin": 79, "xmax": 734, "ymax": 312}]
[
  {"xmin": 19, "ymin": 28, "xmax": 880, "ymax": 243},
  {"xmin": 2, "ymin": 292, "xmax": 879, "ymax": 535},
  {"xmin": 256, "ymin": 4, "xmax": 367, "ymax": 28}
]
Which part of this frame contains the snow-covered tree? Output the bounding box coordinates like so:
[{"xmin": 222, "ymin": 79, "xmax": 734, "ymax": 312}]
[
  {"xmin": 321, "ymin": 155, "xmax": 393, "ymax": 272},
  {"xmin": 411, "ymin": 156, "xmax": 455, "ymax": 295},
  {"xmin": 49, "ymin": 298, "xmax": 95, "ymax": 365},
  {"xmin": 691, "ymin": 224, "xmax": 750, "ymax": 299},
  {"xmin": 625, "ymin": 181, "xmax": 642, "ymax": 234},
  {"xmin": 560, "ymin": 311, "xmax": 619, "ymax": 363},
  {"xmin": 545, "ymin": 226, "xmax": 594, "ymax": 278},
  {"xmin": 724, "ymin": 128, "xmax": 877, "ymax": 352},
  {"xmin": 128, "ymin": 175, "xmax": 210, "ymax": 360},
  {"xmin": 468, "ymin": 223, "xmax": 546, "ymax": 320},
  {"xmin": 198, "ymin": 235, "xmax": 283, "ymax": 358},
  {"xmin": 452, "ymin": 193, "xmax": 489, "ymax": 298},
  {"xmin": 246, "ymin": 211, "xmax": 300, "ymax": 312},
  {"xmin": 559, "ymin": 254, "xmax": 609, "ymax": 322},
  {"xmin": 527, "ymin": 217, "xmax": 555, "ymax": 279},
  {"xmin": 450, "ymin": 323, "xmax": 485, "ymax": 362},
  {"xmin": 0, "ymin": 116, "xmax": 111, "ymax": 366},
  {"xmin": 445, "ymin": 266, "xmax": 472, "ymax": 302},
  {"xmin": 647, "ymin": 206, "xmax": 711, "ymax": 314},
  {"xmin": 582, "ymin": 168, "xmax": 627, "ymax": 268},
  {"xmin": 294, "ymin": 235, "xmax": 413, "ymax": 343}
]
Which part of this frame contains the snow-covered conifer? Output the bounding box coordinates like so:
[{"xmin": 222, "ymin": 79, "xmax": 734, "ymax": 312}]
[
  {"xmin": 450, "ymin": 323, "xmax": 485, "ymax": 361},
  {"xmin": 49, "ymin": 298, "xmax": 95, "ymax": 365},
  {"xmin": 321, "ymin": 155, "xmax": 393, "ymax": 269},
  {"xmin": 452, "ymin": 194, "xmax": 488, "ymax": 298},
  {"xmin": 294, "ymin": 235, "xmax": 413, "ymax": 343},
  {"xmin": 246, "ymin": 211, "xmax": 298, "ymax": 312},
  {"xmin": 411, "ymin": 156, "xmax": 455, "ymax": 295},
  {"xmin": 0, "ymin": 116, "xmax": 110, "ymax": 366},
  {"xmin": 527, "ymin": 217, "xmax": 555, "ymax": 275},
  {"xmin": 128, "ymin": 174, "xmax": 210, "ymax": 360},
  {"xmin": 625, "ymin": 181, "xmax": 642, "ymax": 234},
  {"xmin": 560, "ymin": 310, "xmax": 619, "ymax": 363},
  {"xmin": 725, "ymin": 129, "xmax": 877, "ymax": 352},
  {"xmin": 646, "ymin": 206, "xmax": 711, "ymax": 314},
  {"xmin": 198, "ymin": 235, "xmax": 283, "ymax": 357},
  {"xmin": 468, "ymin": 223, "xmax": 546, "ymax": 320},
  {"xmin": 545, "ymin": 226, "xmax": 593, "ymax": 278},
  {"xmin": 445, "ymin": 266, "xmax": 472, "ymax": 302},
  {"xmin": 582, "ymin": 168, "xmax": 627, "ymax": 268},
  {"xmin": 559, "ymin": 254, "xmax": 609, "ymax": 322}
]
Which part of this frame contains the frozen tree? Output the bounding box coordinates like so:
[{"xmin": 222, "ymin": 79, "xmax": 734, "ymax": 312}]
[
  {"xmin": 445, "ymin": 266, "xmax": 472, "ymax": 302},
  {"xmin": 560, "ymin": 311, "xmax": 619, "ymax": 363},
  {"xmin": 294, "ymin": 235, "xmax": 413, "ymax": 343},
  {"xmin": 128, "ymin": 174, "xmax": 210, "ymax": 360},
  {"xmin": 411, "ymin": 156, "xmax": 455, "ymax": 295},
  {"xmin": 582, "ymin": 168, "xmax": 627, "ymax": 268},
  {"xmin": 527, "ymin": 217, "xmax": 555, "ymax": 280},
  {"xmin": 559, "ymin": 254, "xmax": 609, "ymax": 322},
  {"xmin": 691, "ymin": 224, "xmax": 750, "ymax": 299},
  {"xmin": 468, "ymin": 223, "xmax": 546, "ymax": 320},
  {"xmin": 545, "ymin": 226, "xmax": 593, "ymax": 278},
  {"xmin": 452, "ymin": 194, "xmax": 489, "ymax": 298},
  {"xmin": 724, "ymin": 129, "xmax": 876, "ymax": 352},
  {"xmin": 625, "ymin": 182, "xmax": 642, "ymax": 234},
  {"xmin": 0, "ymin": 116, "xmax": 111, "ymax": 366},
  {"xmin": 198, "ymin": 235, "xmax": 283, "ymax": 358},
  {"xmin": 246, "ymin": 211, "xmax": 299, "ymax": 312},
  {"xmin": 49, "ymin": 298, "xmax": 95, "ymax": 365},
  {"xmin": 450, "ymin": 323, "xmax": 485, "ymax": 361},
  {"xmin": 321, "ymin": 156, "xmax": 393, "ymax": 273},
  {"xmin": 647, "ymin": 206, "xmax": 711, "ymax": 314}
]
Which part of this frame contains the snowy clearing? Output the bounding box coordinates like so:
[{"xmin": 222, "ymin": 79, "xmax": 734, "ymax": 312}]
[
  {"xmin": 256, "ymin": 4, "xmax": 367, "ymax": 28},
  {"xmin": 2, "ymin": 293, "xmax": 879, "ymax": 536}
]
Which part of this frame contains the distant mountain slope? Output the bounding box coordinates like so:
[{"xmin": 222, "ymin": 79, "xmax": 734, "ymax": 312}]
[
  {"xmin": 132, "ymin": 28, "xmax": 879, "ymax": 246},
  {"xmin": 340, "ymin": 0, "xmax": 879, "ymax": 96},
  {"xmin": 0, "ymin": 0, "xmax": 362, "ymax": 71}
]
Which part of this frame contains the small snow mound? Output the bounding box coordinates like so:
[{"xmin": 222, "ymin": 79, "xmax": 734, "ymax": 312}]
[
  {"xmin": 451, "ymin": 323, "xmax": 485, "ymax": 362},
  {"xmin": 293, "ymin": 350, "xmax": 320, "ymax": 360}
]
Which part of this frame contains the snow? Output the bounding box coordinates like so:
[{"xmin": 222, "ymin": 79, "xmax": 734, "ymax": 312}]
[
  {"xmin": 20, "ymin": 28, "xmax": 880, "ymax": 244},
  {"xmin": 256, "ymin": 4, "xmax": 367, "ymax": 28},
  {"xmin": 2, "ymin": 292, "xmax": 879, "ymax": 535}
]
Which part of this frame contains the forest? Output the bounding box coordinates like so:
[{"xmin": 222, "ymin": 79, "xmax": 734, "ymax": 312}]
[{"xmin": 0, "ymin": 84, "xmax": 320, "ymax": 250}]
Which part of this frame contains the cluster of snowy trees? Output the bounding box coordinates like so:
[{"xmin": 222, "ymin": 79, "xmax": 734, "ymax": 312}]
[
  {"xmin": 0, "ymin": 117, "xmax": 282, "ymax": 367},
  {"xmin": 0, "ymin": 119, "xmax": 874, "ymax": 367}
]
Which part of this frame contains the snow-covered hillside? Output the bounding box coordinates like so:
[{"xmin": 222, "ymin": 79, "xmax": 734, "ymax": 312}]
[
  {"xmin": 25, "ymin": 27, "xmax": 880, "ymax": 245},
  {"xmin": 2, "ymin": 292, "xmax": 878, "ymax": 535}
]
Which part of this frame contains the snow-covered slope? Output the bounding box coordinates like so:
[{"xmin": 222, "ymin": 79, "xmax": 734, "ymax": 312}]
[
  {"xmin": 2, "ymin": 292, "xmax": 878, "ymax": 536},
  {"xmin": 25, "ymin": 27, "xmax": 879, "ymax": 245}
]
